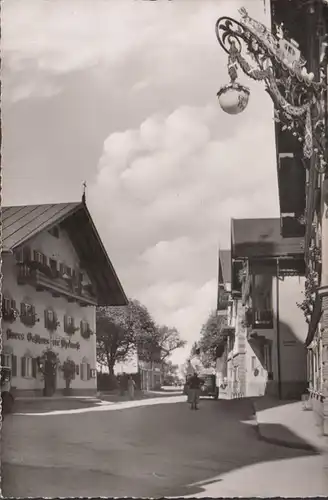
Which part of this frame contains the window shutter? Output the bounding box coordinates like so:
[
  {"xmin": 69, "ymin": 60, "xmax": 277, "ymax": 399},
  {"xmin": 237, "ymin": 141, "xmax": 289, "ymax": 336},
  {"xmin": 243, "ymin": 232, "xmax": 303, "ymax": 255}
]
[
  {"xmin": 1, "ymin": 354, "xmax": 4, "ymax": 367},
  {"xmin": 42, "ymin": 254, "xmax": 47, "ymax": 266},
  {"xmin": 21, "ymin": 357, "xmax": 26, "ymax": 377},
  {"xmin": 44, "ymin": 310, "xmax": 48, "ymax": 329},
  {"xmin": 23, "ymin": 246, "xmax": 31, "ymax": 262},
  {"xmin": 80, "ymin": 364, "xmax": 83, "ymax": 380},
  {"xmin": 32, "ymin": 305, "xmax": 36, "ymax": 317},
  {"xmin": 32, "ymin": 358, "xmax": 37, "ymax": 378},
  {"xmin": 12, "ymin": 355, "xmax": 17, "ymax": 377},
  {"xmin": 60, "ymin": 263, "xmax": 65, "ymax": 276},
  {"xmin": 20, "ymin": 303, "xmax": 25, "ymax": 316},
  {"xmin": 64, "ymin": 315, "xmax": 68, "ymax": 333},
  {"xmin": 80, "ymin": 320, "xmax": 83, "ymax": 334},
  {"xmin": 76, "ymin": 364, "xmax": 80, "ymax": 376},
  {"xmin": 87, "ymin": 364, "xmax": 91, "ymax": 380},
  {"xmin": 11, "ymin": 299, "xmax": 16, "ymax": 310}
]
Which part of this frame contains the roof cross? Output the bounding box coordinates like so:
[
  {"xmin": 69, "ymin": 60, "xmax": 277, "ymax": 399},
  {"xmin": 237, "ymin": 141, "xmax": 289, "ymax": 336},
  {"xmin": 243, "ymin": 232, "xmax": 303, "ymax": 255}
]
[{"xmin": 82, "ymin": 181, "xmax": 87, "ymax": 204}]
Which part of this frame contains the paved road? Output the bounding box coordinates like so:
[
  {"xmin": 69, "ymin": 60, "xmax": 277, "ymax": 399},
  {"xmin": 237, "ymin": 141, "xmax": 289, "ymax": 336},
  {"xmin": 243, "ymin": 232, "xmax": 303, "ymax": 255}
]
[{"xmin": 2, "ymin": 397, "xmax": 328, "ymax": 497}]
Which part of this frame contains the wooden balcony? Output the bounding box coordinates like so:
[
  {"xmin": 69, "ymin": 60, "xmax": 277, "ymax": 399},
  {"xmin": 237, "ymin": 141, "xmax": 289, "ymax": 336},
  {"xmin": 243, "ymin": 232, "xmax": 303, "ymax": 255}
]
[
  {"xmin": 246, "ymin": 308, "xmax": 274, "ymax": 330},
  {"xmin": 17, "ymin": 264, "xmax": 97, "ymax": 307}
]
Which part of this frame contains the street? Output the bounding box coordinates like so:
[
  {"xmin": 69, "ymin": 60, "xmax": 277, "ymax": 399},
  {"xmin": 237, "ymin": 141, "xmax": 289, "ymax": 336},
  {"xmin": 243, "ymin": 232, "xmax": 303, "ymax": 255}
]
[{"xmin": 2, "ymin": 396, "xmax": 328, "ymax": 497}]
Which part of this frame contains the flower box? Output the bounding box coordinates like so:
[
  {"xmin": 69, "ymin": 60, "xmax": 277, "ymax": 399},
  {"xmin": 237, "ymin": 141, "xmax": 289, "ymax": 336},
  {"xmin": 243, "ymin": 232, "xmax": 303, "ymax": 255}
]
[
  {"xmin": 2, "ymin": 307, "xmax": 19, "ymax": 323},
  {"xmin": 21, "ymin": 313, "xmax": 39, "ymax": 327}
]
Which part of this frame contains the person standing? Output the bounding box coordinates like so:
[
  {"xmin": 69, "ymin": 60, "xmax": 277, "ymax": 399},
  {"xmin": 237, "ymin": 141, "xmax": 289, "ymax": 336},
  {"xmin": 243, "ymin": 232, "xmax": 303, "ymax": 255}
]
[
  {"xmin": 128, "ymin": 375, "xmax": 136, "ymax": 400},
  {"xmin": 187, "ymin": 372, "xmax": 202, "ymax": 410}
]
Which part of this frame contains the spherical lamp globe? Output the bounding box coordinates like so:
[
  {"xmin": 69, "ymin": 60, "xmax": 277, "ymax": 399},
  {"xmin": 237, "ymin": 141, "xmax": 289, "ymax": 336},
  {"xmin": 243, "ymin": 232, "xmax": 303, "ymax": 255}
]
[{"xmin": 217, "ymin": 83, "xmax": 250, "ymax": 115}]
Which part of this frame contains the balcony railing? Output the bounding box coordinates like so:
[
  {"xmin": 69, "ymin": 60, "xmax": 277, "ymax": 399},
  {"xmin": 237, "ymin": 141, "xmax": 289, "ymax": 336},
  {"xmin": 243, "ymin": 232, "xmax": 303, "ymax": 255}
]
[
  {"xmin": 217, "ymin": 289, "xmax": 231, "ymax": 311},
  {"xmin": 245, "ymin": 308, "xmax": 274, "ymax": 330},
  {"xmin": 17, "ymin": 264, "xmax": 97, "ymax": 306}
]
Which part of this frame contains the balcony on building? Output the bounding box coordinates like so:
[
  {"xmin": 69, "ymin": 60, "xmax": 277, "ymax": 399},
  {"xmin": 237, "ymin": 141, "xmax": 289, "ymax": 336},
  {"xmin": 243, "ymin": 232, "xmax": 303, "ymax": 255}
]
[{"xmin": 16, "ymin": 248, "xmax": 97, "ymax": 307}]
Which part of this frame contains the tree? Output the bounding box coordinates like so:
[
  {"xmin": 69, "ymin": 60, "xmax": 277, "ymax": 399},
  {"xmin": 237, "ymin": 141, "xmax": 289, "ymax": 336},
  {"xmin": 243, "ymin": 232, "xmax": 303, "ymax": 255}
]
[
  {"xmin": 197, "ymin": 310, "xmax": 227, "ymax": 368},
  {"xmin": 96, "ymin": 299, "xmax": 158, "ymax": 374},
  {"xmin": 190, "ymin": 341, "xmax": 200, "ymax": 358},
  {"xmin": 157, "ymin": 325, "xmax": 187, "ymax": 362},
  {"xmin": 136, "ymin": 324, "xmax": 186, "ymax": 364}
]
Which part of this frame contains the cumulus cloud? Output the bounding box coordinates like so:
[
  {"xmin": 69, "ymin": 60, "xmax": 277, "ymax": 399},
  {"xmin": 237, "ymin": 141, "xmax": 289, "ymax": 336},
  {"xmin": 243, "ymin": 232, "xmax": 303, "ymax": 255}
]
[
  {"xmin": 3, "ymin": 0, "xmax": 277, "ymax": 364},
  {"xmin": 88, "ymin": 95, "xmax": 279, "ymax": 360}
]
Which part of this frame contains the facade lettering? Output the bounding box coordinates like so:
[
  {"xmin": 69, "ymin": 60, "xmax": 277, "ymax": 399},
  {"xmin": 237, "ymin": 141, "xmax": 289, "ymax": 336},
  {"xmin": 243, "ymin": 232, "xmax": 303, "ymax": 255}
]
[{"xmin": 6, "ymin": 329, "xmax": 25, "ymax": 341}]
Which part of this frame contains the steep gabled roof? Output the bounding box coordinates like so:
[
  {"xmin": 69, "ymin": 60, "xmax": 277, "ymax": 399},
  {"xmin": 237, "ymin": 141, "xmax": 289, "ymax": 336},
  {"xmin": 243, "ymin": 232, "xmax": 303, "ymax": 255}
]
[
  {"xmin": 231, "ymin": 218, "xmax": 304, "ymax": 259},
  {"xmin": 2, "ymin": 201, "xmax": 128, "ymax": 307},
  {"xmin": 3, "ymin": 203, "xmax": 81, "ymax": 249},
  {"xmin": 218, "ymin": 249, "xmax": 231, "ymax": 285}
]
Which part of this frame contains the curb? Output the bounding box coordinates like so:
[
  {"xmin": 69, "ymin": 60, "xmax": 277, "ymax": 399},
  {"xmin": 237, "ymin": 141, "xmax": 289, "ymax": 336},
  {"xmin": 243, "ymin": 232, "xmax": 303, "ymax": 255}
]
[{"xmin": 251, "ymin": 400, "xmax": 319, "ymax": 453}]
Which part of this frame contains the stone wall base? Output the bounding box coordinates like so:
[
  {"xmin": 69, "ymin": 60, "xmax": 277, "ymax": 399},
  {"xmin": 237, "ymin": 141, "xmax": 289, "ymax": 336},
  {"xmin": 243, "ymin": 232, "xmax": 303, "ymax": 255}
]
[{"xmin": 308, "ymin": 392, "xmax": 327, "ymax": 435}]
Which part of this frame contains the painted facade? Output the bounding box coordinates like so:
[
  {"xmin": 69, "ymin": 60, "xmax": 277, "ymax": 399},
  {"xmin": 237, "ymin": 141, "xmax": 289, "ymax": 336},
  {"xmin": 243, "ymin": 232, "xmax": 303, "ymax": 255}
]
[{"xmin": 1, "ymin": 201, "xmax": 127, "ymax": 397}]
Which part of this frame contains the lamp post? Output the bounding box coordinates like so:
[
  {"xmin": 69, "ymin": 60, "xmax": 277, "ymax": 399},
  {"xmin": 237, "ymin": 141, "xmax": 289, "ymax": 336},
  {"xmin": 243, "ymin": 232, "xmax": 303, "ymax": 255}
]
[{"xmin": 215, "ymin": 7, "xmax": 327, "ymax": 170}]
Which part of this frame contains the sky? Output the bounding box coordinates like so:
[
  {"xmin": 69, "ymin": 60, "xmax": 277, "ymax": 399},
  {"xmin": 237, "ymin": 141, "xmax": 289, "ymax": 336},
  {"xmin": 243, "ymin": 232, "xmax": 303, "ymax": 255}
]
[{"xmin": 2, "ymin": 0, "xmax": 279, "ymax": 366}]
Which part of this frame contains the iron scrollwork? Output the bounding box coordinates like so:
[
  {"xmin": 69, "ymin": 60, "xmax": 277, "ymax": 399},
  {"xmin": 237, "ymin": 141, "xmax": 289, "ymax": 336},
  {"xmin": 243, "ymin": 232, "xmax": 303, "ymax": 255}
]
[{"xmin": 215, "ymin": 7, "xmax": 327, "ymax": 171}]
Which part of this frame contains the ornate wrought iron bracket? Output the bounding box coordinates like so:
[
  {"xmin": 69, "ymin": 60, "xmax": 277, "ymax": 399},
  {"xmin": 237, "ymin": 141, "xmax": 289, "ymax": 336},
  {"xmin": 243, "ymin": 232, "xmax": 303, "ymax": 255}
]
[{"xmin": 215, "ymin": 7, "xmax": 327, "ymax": 172}]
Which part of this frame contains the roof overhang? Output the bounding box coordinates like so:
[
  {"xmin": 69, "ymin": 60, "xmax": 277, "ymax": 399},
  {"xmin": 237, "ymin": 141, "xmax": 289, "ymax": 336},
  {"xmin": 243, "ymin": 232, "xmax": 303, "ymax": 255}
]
[{"xmin": 61, "ymin": 204, "xmax": 128, "ymax": 307}]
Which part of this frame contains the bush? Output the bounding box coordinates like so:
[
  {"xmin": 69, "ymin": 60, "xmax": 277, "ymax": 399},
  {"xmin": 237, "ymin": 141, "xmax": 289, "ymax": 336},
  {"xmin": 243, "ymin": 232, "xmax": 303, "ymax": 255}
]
[{"xmin": 97, "ymin": 372, "xmax": 118, "ymax": 391}]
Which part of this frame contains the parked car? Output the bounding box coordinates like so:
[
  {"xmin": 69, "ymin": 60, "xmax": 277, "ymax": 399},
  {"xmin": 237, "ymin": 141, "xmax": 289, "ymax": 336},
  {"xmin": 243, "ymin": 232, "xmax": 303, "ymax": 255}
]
[{"xmin": 199, "ymin": 373, "xmax": 219, "ymax": 399}]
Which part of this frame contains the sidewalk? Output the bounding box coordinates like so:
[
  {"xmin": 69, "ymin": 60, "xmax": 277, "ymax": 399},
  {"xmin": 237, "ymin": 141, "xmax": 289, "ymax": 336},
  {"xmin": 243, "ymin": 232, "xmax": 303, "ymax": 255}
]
[{"xmin": 253, "ymin": 397, "xmax": 328, "ymax": 453}]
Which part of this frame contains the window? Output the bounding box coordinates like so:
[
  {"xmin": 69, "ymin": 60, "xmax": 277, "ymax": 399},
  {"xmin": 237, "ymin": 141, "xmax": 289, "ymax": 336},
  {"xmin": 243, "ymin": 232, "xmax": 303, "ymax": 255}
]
[
  {"xmin": 64, "ymin": 315, "xmax": 76, "ymax": 333},
  {"xmin": 21, "ymin": 356, "xmax": 37, "ymax": 378},
  {"xmin": 21, "ymin": 302, "xmax": 35, "ymax": 316},
  {"xmin": 2, "ymin": 297, "xmax": 17, "ymax": 318},
  {"xmin": 33, "ymin": 251, "xmax": 47, "ymax": 266},
  {"xmin": 60, "ymin": 264, "xmax": 72, "ymax": 278},
  {"xmin": 80, "ymin": 320, "xmax": 88, "ymax": 334},
  {"xmin": 80, "ymin": 359, "xmax": 90, "ymax": 382},
  {"xmin": 49, "ymin": 259, "xmax": 58, "ymax": 272},
  {"xmin": 21, "ymin": 302, "xmax": 34, "ymax": 316},
  {"xmin": 1, "ymin": 353, "xmax": 11, "ymax": 368}
]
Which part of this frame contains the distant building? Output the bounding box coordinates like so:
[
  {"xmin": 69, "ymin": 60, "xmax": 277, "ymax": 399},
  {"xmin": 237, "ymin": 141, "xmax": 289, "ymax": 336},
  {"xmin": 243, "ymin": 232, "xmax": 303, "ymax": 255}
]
[
  {"xmin": 217, "ymin": 218, "xmax": 307, "ymax": 400},
  {"xmin": 1, "ymin": 200, "xmax": 127, "ymax": 397}
]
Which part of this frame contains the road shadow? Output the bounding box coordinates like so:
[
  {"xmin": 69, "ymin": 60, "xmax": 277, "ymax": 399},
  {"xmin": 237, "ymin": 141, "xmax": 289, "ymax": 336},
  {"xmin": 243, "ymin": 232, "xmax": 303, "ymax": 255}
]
[{"xmin": 2, "ymin": 397, "xmax": 322, "ymax": 498}]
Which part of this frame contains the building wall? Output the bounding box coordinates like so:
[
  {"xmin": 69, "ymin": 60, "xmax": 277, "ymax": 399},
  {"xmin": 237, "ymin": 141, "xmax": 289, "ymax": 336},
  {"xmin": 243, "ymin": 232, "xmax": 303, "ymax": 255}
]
[
  {"xmin": 247, "ymin": 275, "xmax": 307, "ymax": 399},
  {"xmin": 2, "ymin": 228, "xmax": 97, "ymax": 396},
  {"xmin": 278, "ymin": 275, "xmax": 307, "ymax": 398}
]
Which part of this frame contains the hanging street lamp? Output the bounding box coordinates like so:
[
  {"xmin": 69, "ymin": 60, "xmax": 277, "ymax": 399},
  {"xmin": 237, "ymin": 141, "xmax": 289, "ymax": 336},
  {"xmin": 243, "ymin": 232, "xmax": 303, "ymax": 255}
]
[{"xmin": 215, "ymin": 7, "xmax": 327, "ymax": 172}]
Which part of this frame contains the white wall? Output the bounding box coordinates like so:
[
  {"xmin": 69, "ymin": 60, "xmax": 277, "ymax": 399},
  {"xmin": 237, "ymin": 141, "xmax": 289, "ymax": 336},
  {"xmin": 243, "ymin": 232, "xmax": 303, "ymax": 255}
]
[
  {"xmin": 2, "ymin": 227, "xmax": 97, "ymax": 393},
  {"xmin": 278, "ymin": 275, "xmax": 307, "ymax": 386}
]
